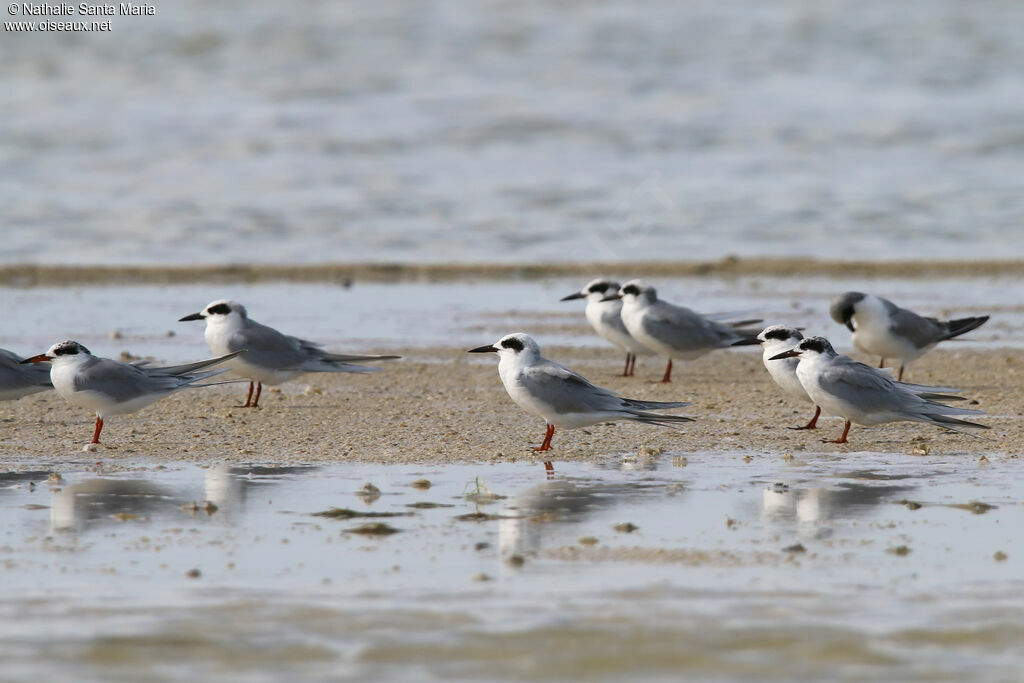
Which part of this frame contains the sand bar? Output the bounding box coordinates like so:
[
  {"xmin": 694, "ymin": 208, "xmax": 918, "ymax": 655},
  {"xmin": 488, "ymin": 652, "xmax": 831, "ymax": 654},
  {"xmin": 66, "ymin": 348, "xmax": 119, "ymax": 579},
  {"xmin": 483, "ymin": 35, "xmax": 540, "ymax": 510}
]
[
  {"xmin": 1, "ymin": 257, "xmax": 1022, "ymax": 287},
  {"xmin": 3, "ymin": 346, "xmax": 1019, "ymax": 465}
]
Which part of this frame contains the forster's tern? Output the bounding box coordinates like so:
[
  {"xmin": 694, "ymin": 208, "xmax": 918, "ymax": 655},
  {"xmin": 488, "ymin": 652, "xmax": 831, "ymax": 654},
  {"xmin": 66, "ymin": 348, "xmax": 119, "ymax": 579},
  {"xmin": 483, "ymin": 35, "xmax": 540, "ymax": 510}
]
[
  {"xmin": 0, "ymin": 348, "xmax": 52, "ymax": 401},
  {"xmin": 21, "ymin": 341, "xmax": 243, "ymax": 445},
  {"xmin": 830, "ymin": 292, "xmax": 989, "ymax": 381},
  {"xmin": 180, "ymin": 300, "xmax": 400, "ymax": 408},
  {"xmin": 468, "ymin": 333, "xmax": 693, "ymax": 459},
  {"xmin": 769, "ymin": 336, "xmax": 987, "ymax": 444},
  {"xmin": 754, "ymin": 326, "xmax": 822, "ymax": 430},
  {"xmin": 560, "ymin": 278, "xmax": 655, "ymax": 376},
  {"xmin": 605, "ymin": 280, "xmax": 761, "ymax": 382}
]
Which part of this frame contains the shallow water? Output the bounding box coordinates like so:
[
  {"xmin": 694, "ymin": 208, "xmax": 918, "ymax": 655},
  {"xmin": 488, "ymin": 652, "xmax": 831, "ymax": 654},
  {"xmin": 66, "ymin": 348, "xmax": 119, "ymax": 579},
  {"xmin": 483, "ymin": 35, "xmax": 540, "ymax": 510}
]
[
  {"xmin": 4, "ymin": 1, "xmax": 1024, "ymax": 265},
  {"xmin": 0, "ymin": 274, "xmax": 1017, "ymax": 362},
  {"xmin": 0, "ymin": 452, "xmax": 1020, "ymax": 681}
]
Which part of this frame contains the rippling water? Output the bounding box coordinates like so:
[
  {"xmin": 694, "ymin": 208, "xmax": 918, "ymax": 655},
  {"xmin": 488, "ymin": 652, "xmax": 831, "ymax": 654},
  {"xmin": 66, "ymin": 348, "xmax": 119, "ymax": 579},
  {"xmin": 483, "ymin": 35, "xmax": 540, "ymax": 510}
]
[{"xmin": 3, "ymin": 1, "xmax": 1024, "ymax": 265}]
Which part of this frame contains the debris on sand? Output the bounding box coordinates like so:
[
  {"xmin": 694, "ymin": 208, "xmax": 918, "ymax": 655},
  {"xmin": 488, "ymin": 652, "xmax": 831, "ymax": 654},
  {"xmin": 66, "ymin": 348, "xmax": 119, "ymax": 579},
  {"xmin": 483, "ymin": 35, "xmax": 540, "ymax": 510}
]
[
  {"xmin": 356, "ymin": 483, "xmax": 382, "ymax": 503},
  {"xmin": 614, "ymin": 522, "xmax": 638, "ymax": 533},
  {"xmin": 464, "ymin": 478, "xmax": 506, "ymax": 505},
  {"xmin": 454, "ymin": 511, "xmax": 507, "ymax": 522},
  {"xmin": 313, "ymin": 507, "xmax": 412, "ymax": 519},
  {"xmin": 950, "ymin": 501, "xmax": 996, "ymax": 514},
  {"xmin": 344, "ymin": 522, "xmax": 402, "ymax": 536}
]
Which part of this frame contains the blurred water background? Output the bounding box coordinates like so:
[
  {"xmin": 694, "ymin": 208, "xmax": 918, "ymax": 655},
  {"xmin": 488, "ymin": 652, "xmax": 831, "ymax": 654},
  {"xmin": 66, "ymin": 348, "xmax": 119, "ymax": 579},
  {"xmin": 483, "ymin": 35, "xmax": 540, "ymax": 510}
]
[{"xmin": 3, "ymin": 0, "xmax": 1023, "ymax": 266}]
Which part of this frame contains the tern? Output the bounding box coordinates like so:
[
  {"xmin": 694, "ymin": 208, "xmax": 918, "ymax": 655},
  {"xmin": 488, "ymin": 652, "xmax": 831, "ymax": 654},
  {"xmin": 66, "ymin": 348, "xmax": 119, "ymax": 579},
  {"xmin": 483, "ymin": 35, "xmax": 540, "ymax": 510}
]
[
  {"xmin": 468, "ymin": 333, "xmax": 693, "ymax": 461},
  {"xmin": 769, "ymin": 336, "xmax": 987, "ymax": 444},
  {"xmin": 180, "ymin": 300, "xmax": 400, "ymax": 408},
  {"xmin": 0, "ymin": 348, "xmax": 52, "ymax": 401},
  {"xmin": 829, "ymin": 292, "xmax": 989, "ymax": 380},
  {"xmin": 560, "ymin": 278, "xmax": 655, "ymax": 376},
  {"xmin": 21, "ymin": 341, "xmax": 243, "ymax": 445},
  {"xmin": 754, "ymin": 325, "xmax": 822, "ymax": 430},
  {"xmin": 605, "ymin": 280, "xmax": 761, "ymax": 382}
]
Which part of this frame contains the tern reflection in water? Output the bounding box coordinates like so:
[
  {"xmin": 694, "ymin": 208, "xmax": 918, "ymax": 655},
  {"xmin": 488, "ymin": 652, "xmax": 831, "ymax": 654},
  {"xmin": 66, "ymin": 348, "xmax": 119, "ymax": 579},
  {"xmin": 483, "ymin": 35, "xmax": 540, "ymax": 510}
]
[
  {"xmin": 761, "ymin": 481, "xmax": 915, "ymax": 540},
  {"xmin": 499, "ymin": 478, "xmax": 674, "ymax": 559},
  {"xmin": 47, "ymin": 465, "xmax": 320, "ymax": 532}
]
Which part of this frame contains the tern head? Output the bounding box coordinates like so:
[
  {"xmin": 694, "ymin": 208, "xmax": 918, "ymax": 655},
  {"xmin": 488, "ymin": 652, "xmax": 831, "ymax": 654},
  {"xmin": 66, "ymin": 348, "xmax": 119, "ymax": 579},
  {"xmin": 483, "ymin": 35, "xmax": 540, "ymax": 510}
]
[
  {"xmin": 768, "ymin": 336, "xmax": 836, "ymax": 362},
  {"xmin": 829, "ymin": 292, "xmax": 866, "ymax": 332},
  {"xmin": 21, "ymin": 340, "xmax": 92, "ymax": 364},
  {"xmin": 757, "ymin": 325, "xmax": 805, "ymax": 347},
  {"xmin": 560, "ymin": 278, "xmax": 621, "ymax": 303},
  {"xmin": 603, "ymin": 279, "xmax": 655, "ymax": 303},
  {"xmin": 468, "ymin": 333, "xmax": 541, "ymax": 359},
  {"xmin": 179, "ymin": 299, "xmax": 248, "ymax": 323}
]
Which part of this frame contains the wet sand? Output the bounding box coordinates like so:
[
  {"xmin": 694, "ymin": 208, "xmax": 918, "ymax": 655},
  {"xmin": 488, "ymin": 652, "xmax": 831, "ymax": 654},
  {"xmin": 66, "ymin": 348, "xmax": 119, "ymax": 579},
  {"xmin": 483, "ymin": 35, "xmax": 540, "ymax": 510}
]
[{"xmin": 4, "ymin": 346, "xmax": 1020, "ymax": 463}]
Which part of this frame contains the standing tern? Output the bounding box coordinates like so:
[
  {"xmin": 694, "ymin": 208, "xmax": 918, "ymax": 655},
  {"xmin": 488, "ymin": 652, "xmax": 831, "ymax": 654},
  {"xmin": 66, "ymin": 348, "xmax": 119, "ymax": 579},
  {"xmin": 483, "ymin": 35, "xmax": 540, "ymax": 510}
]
[
  {"xmin": 769, "ymin": 336, "xmax": 987, "ymax": 444},
  {"xmin": 21, "ymin": 341, "xmax": 243, "ymax": 445},
  {"xmin": 605, "ymin": 280, "xmax": 761, "ymax": 382},
  {"xmin": 180, "ymin": 300, "xmax": 400, "ymax": 408},
  {"xmin": 0, "ymin": 348, "xmax": 52, "ymax": 401},
  {"xmin": 829, "ymin": 291, "xmax": 989, "ymax": 381},
  {"xmin": 753, "ymin": 325, "xmax": 822, "ymax": 430},
  {"xmin": 560, "ymin": 278, "xmax": 655, "ymax": 376},
  {"xmin": 468, "ymin": 333, "xmax": 693, "ymax": 463}
]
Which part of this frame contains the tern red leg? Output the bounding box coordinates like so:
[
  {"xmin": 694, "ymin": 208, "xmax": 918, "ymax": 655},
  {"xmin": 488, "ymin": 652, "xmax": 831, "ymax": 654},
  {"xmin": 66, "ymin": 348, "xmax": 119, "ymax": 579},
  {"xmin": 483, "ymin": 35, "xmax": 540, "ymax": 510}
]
[
  {"xmin": 532, "ymin": 424, "xmax": 555, "ymax": 452},
  {"xmin": 91, "ymin": 417, "xmax": 104, "ymax": 444},
  {"xmin": 251, "ymin": 382, "xmax": 263, "ymax": 408},
  {"xmin": 622, "ymin": 353, "xmax": 631, "ymax": 377},
  {"xmin": 661, "ymin": 358, "xmax": 673, "ymax": 383},
  {"xmin": 897, "ymin": 365, "xmax": 905, "ymax": 382},
  {"xmin": 544, "ymin": 461, "xmax": 554, "ymax": 478},
  {"xmin": 627, "ymin": 353, "xmax": 637, "ymax": 376},
  {"xmin": 242, "ymin": 381, "xmax": 255, "ymax": 407},
  {"xmin": 878, "ymin": 357, "xmax": 885, "ymax": 369},
  {"xmin": 788, "ymin": 405, "xmax": 821, "ymax": 431},
  {"xmin": 825, "ymin": 421, "xmax": 852, "ymax": 444}
]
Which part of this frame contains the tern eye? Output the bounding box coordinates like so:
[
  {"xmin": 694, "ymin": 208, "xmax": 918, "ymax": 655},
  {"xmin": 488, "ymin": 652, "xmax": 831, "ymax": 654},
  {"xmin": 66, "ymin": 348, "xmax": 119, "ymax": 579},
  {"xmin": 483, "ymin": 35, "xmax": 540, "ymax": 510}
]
[
  {"xmin": 501, "ymin": 337, "xmax": 524, "ymax": 352},
  {"xmin": 588, "ymin": 281, "xmax": 610, "ymax": 293},
  {"xmin": 206, "ymin": 303, "xmax": 232, "ymax": 316}
]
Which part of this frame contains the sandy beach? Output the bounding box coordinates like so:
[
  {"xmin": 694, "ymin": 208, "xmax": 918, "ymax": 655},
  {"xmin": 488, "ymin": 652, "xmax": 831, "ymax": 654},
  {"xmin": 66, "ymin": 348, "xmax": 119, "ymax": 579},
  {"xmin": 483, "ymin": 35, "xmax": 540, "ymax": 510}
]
[{"xmin": 5, "ymin": 345, "xmax": 1019, "ymax": 465}]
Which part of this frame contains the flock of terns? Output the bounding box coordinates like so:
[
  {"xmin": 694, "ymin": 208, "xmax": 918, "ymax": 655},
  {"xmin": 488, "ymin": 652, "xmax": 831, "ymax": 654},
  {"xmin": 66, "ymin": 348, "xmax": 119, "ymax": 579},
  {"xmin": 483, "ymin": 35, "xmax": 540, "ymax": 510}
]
[{"xmin": 0, "ymin": 282, "xmax": 991, "ymax": 455}]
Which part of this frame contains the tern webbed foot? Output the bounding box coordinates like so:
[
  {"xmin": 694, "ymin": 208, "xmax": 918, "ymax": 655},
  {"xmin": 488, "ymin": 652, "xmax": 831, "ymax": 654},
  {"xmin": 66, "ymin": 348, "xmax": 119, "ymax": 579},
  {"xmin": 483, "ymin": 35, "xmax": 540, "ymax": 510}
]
[{"xmin": 787, "ymin": 406, "xmax": 821, "ymax": 431}]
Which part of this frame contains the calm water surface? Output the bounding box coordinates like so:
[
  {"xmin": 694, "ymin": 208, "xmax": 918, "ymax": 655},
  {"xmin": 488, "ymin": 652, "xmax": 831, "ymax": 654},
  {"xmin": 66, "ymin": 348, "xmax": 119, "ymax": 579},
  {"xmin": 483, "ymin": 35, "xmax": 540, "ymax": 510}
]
[
  {"xmin": 0, "ymin": 453, "xmax": 1020, "ymax": 681},
  {"xmin": 0, "ymin": 275, "xmax": 1017, "ymax": 362}
]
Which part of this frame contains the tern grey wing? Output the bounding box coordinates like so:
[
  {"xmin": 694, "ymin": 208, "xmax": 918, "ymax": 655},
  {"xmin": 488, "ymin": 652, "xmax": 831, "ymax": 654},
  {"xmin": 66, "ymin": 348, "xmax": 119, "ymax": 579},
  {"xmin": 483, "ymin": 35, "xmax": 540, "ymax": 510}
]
[
  {"xmin": 73, "ymin": 357, "xmax": 182, "ymax": 403},
  {"xmin": 229, "ymin": 321, "xmax": 309, "ymax": 370},
  {"xmin": 599, "ymin": 305, "xmax": 631, "ymax": 336},
  {"xmin": 519, "ymin": 362, "xmax": 624, "ymax": 415},
  {"xmin": 643, "ymin": 302, "xmax": 743, "ymax": 351},
  {"xmin": 145, "ymin": 351, "xmax": 246, "ymax": 377},
  {"xmin": 520, "ymin": 362, "xmax": 691, "ymax": 418},
  {"xmin": 886, "ymin": 306, "xmax": 944, "ymax": 349},
  {"xmin": 818, "ymin": 357, "xmax": 981, "ymax": 418}
]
